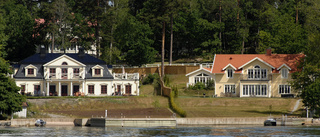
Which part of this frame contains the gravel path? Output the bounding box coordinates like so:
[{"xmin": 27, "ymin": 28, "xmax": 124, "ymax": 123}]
[{"xmin": 290, "ymin": 99, "xmax": 301, "ymax": 114}]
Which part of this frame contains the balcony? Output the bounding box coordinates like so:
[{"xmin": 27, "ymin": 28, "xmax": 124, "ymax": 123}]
[
  {"xmin": 240, "ymin": 74, "xmax": 272, "ymax": 81},
  {"xmin": 61, "ymin": 73, "xmax": 68, "ymax": 79},
  {"xmin": 73, "ymin": 73, "xmax": 80, "ymax": 79}
]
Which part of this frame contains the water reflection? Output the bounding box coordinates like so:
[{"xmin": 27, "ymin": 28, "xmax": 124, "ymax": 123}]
[{"xmin": 1, "ymin": 125, "xmax": 320, "ymax": 136}]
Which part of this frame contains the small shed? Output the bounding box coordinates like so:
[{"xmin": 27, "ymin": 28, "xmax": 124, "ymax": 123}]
[{"xmin": 14, "ymin": 102, "xmax": 28, "ymax": 118}]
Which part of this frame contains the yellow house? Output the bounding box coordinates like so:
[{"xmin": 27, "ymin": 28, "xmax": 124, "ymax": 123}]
[
  {"xmin": 13, "ymin": 49, "xmax": 139, "ymax": 97},
  {"xmin": 186, "ymin": 49, "xmax": 304, "ymax": 98},
  {"xmin": 212, "ymin": 49, "xmax": 304, "ymax": 97}
]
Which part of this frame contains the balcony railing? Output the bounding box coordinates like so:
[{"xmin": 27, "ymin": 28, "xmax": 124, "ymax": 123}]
[
  {"xmin": 73, "ymin": 73, "xmax": 80, "ymax": 78},
  {"xmin": 61, "ymin": 73, "xmax": 68, "ymax": 79},
  {"xmin": 240, "ymin": 74, "xmax": 272, "ymax": 81}
]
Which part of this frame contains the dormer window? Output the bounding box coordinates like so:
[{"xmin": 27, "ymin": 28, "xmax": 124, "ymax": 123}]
[
  {"xmin": 92, "ymin": 65, "xmax": 104, "ymax": 77},
  {"xmin": 28, "ymin": 68, "xmax": 34, "ymax": 75},
  {"xmin": 227, "ymin": 69, "xmax": 233, "ymax": 78},
  {"xmin": 281, "ymin": 68, "xmax": 288, "ymax": 78},
  {"xmin": 95, "ymin": 69, "xmax": 101, "ymax": 75},
  {"xmin": 25, "ymin": 64, "xmax": 37, "ymax": 77}
]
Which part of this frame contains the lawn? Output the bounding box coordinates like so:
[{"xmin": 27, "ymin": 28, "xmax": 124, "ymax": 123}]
[{"xmin": 176, "ymin": 97, "xmax": 302, "ymax": 117}]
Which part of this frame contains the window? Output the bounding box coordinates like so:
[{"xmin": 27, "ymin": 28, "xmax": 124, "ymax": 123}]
[
  {"xmin": 50, "ymin": 68, "xmax": 56, "ymax": 78},
  {"xmin": 34, "ymin": 85, "xmax": 40, "ymax": 95},
  {"xmin": 73, "ymin": 68, "xmax": 80, "ymax": 77},
  {"xmin": 62, "ymin": 62, "xmax": 68, "ymax": 65},
  {"xmin": 28, "ymin": 69, "xmax": 34, "ymax": 75},
  {"xmin": 243, "ymin": 85, "xmax": 267, "ymax": 96},
  {"xmin": 227, "ymin": 69, "xmax": 233, "ymax": 78},
  {"xmin": 248, "ymin": 68, "xmax": 268, "ymax": 79},
  {"xmin": 88, "ymin": 85, "xmax": 94, "ymax": 94},
  {"xmin": 61, "ymin": 68, "xmax": 68, "ymax": 79},
  {"xmin": 21, "ymin": 85, "xmax": 25, "ymax": 95},
  {"xmin": 95, "ymin": 69, "xmax": 101, "ymax": 75},
  {"xmin": 281, "ymin": 68, "xmax": 288, "ymax": 78},
  {"xmin": 101, "ymin": 85, "xmax": 107, "ymax": 94},
  {"xmin": 279, "ymin": 85, "xmax": 291, "ymax": 94},
  {"xmin": 224, "ymin": 85, "xmax": 235, "ymax": 93},
  {"xmin": 194, "ymin": 73, "xmax": 211, "ymax": 85}
]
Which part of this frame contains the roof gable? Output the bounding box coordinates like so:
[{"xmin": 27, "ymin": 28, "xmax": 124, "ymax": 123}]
[
  {"xmin": 43, "ymin": 54, "xmax": 85, "ymax": 67},
  {"xmin": 238, "ymin": 57, "xmax": 275, "ymax": 70},
  {"xmin": 222, "ymin": 63, "xmax": 237, "ymax": 70},
  {"xmin": 186, "ymin": 67, "xmax": 211, "ymax": 76},
  {"xmin": 277, "ymin": 64, "xmax": 291, "ymax": 71}
]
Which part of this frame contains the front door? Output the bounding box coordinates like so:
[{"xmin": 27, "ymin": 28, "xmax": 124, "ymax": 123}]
[
  {"xmin": 61, "ymin": 85, "xmax": 68, "ymax": 96},
  {"xmin": 73, "ymin": 85, "xmax": 79, "ymax": 95},
  {"xmin": 125, "ymin": 85, "xmax": 131, "ymax": 95},
  {"xmin": 49, "ymin": 85, "xmax": 56, "ymax": 96}
]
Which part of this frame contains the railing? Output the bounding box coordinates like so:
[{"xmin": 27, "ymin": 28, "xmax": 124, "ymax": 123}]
[
  {"xmin": 112, "ymin": 63, "xmax": 213, "ymax": 68},
  {"xmin": 240, "ymin": 74, "xmax": 272, "ymax": 81},
  {"xmin": 61, "ymin": 73, "xmax": 68, "ymax": 79},
  {"xmin": 73, "ymin": 73, "xmax": 80, "ymax": 78},
  {"xmin": 113, "ymin": 73, "xmax": 139, "ymax": 80}
]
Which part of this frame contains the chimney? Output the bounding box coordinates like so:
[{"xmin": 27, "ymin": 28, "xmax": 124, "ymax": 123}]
[
  {"xmin": 266, "ymin": 47, "xmax": 272, "ymax": 56},
  {"xmin": 40, "ymin": 45, "xmax": 46, "ymax": 58},
  {"xmin": 78, "ymin": 48, "xmax": 85, "ymax": 57}
]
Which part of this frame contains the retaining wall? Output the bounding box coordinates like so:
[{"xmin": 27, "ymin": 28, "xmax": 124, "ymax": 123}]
[
  {"xmin": 11, "ymin": 118, "xmax": 74, "ymax": 126},
  {"xmin": 176, "ymin": 117, "xmax": 268, "ymax": 125},
  {"xmin": 113, "ymin": 66, "xmax": 199, "ymax": 75}
]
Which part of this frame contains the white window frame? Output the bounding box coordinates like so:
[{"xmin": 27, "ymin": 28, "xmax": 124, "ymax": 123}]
[
  {"xmin": 227, "ymin": 69, "xmax": 233, "ymax": 78},
  {"xmin": 243, "ymin": 84, "xmax": 268, "ymax": 96},
  {"xmin": 194, "ymin": 73, "xmax": 211, "ymax": 85},
  {"xmin": 224, "ymin": 85, "xmax": 236, "ymax": 94},
  {"xmin": 248, "ymin": 68, "xmax": 268, "ymax": 80},
  {"xmin": 281, "ymin": 68, "xmax": 288, "ymax": 78},
  {"xmin": 279, "ymin": 85, "xmax": 291, "ymax": 94}
]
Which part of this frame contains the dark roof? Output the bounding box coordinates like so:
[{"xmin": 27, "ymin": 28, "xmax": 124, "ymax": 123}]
[{"xmin": 20, "ymin": 53, "xmax": 106, "ymax": 64}]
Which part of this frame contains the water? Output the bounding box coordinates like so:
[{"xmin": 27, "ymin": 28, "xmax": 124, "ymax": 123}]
[{"xmin": 1, "ymin": 125, "xmax": 320, "ymax": 136}]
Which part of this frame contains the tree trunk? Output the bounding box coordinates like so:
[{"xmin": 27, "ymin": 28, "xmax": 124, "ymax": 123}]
[
  {"xmin": 296, "ymin": 3, "xmax": 299, "ymax": 24},
  {"xmin": 219, "ymin": 0, "xmax": 222, "ymax": 53},
  {"xmin": 51, "ymin": 33, "xmax": 54, "ymax": 53},
  {"xmin": 161, "ymin": 21, "xmax": 165, "ymax": 77},
  {"xmin": 169, "ymin": 14, "xmax": 173, "ymax": 65},
  {"xmin": 241, "ymin": 36, "xmax": 245, "ymax": 54},
  {"xmin": 96, "ymin": 0, "xmax": 100, "ymax": 58}
]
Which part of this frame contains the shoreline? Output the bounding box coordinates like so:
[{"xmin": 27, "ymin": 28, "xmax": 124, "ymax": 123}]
[{"xmin": 7, "ymin": 117, "xmax": 315, "ymax": 127}]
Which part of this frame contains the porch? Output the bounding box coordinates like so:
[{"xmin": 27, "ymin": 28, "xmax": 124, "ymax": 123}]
[{"xmin": 45, "ymin": 80, "xmax": 85, "ymax": 97}]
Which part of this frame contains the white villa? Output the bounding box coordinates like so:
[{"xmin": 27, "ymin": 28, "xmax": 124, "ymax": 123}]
[{"xmin": 13, "ymin": 48, "xmax": 139, "ymax": 96}]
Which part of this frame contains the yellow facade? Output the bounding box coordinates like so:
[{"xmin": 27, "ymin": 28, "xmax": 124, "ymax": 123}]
[{"xmin": 214, "ymin": 59, "xmax": 294, "ymax": 97}]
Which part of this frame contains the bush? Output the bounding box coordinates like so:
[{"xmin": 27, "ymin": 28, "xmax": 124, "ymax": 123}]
[
  {"xmin": 189, "ymin": 82, "xmax": 206, "ymax": 90},
  {"xmin": 188, "ymin": 80, "xmax": 215, "ymax": 90},
  {"xmin": 152, "ymin": 74, "xmax": 161, "ymax": 95},
  {"xmin": 142, "ymin": 73, "xmax": 159, "ymax": 85},
  {"xmin": 172, "ymin": 86, "xmax": 178, "ymax": 98},
  {"xmin": 169, "ymin": 91, "xmax": 186, "ymax": 117},
  {"xmin": 163, "ymin": 75, "xmax": 170, "ymax": 87}
]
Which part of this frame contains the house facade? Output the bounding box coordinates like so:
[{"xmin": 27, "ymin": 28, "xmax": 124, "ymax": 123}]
[
  {"xmin": 187, "ymin": 49, "xmax": 304, "ymax": 98},
  {"xmin": 13, "ymin": 49, "xmax": 139, "ymax": 96}
]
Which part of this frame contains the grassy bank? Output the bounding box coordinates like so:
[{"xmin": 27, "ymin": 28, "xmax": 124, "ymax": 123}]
[{"xmin": 27, "ymin": 97, "xmax": 302, "ymax": 118}]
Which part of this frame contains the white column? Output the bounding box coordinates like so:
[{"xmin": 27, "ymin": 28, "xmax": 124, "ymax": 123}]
[
  {"xmin": 46, "ymin": 82, "xmax": 49, "ymax": 96},
  {"xmin": 70, "ymin": 82, "xmax": 73, "ymax": 96},
  {"xmin": 82, "ymin": 81, "xmax": 85, "ymax": 95},
  {"xmin": 58, "ymin": 82, "xmax": 61, "ymax": 96}
]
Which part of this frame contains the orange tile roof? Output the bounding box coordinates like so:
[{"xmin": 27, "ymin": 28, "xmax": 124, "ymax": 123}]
[{"xmin": 212, "ymin": 54, "xmax": 304, "ymax": 74}]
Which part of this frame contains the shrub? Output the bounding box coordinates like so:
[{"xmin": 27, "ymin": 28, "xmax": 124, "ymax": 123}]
[
  {"xmin": 189, "ymin": 82, "xmax": 206, "ymax": 90},
  {"xmin": 142, "ymin": 73, "xmax": 159, "ymax": 85},
  {"xmin": 152, "ymin": 74, "xmax": 161, "ymax": 95},
  {"xmin": 163, "ymin": 75, "xmax": 170, "ymax": 87},
  {"xmin": 172, "ymin": 86, "xmax": 178, "ymax": 98},
  {"xmin": 168, "ymin": 91, "xmax": 186, "ymax": 117}
]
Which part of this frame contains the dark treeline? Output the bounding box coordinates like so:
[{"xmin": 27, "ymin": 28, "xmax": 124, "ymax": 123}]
[{"xmin": 1, "ymin": 0, "xmax": 320, "ymax": 66}]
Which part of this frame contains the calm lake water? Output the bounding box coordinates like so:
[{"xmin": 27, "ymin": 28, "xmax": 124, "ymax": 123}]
[{"xmin": 1, "ymin": 125, "xmax": 320, "ymax": 136}]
